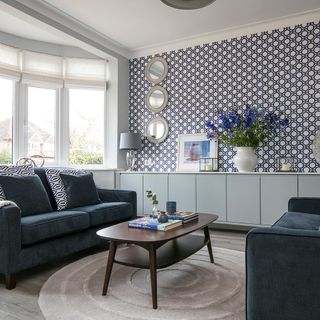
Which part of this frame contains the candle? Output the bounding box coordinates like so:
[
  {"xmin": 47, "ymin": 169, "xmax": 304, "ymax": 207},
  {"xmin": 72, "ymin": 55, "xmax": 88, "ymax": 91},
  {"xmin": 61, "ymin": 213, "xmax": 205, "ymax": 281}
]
[
  {"xmin": 206, "ymin": 163, "xmax": 213, "ymax": 171},
  {"xmin": 281, "ymin": 163, "xmax": 291, "ymax": 171}
]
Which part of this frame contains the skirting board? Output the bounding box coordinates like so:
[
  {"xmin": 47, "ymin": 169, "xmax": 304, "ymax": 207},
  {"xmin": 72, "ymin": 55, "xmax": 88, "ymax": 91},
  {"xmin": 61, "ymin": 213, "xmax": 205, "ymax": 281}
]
[{"xmin": 209, "ymin": 222, "xmax": 257, "ymax": 232}]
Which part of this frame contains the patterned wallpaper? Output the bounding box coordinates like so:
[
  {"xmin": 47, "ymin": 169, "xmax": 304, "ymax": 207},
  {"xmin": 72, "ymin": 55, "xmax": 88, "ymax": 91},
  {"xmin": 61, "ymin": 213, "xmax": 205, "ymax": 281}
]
[{"xmin": 129, "ymin": 21, "xmax": 320, "ymax": 172}]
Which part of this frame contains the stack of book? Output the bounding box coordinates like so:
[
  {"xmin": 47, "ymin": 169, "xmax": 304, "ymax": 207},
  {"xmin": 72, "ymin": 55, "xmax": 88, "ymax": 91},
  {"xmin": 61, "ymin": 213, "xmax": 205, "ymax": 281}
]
[
  {"xmin": 167, "ymin": 211, "xmax": 199, "ymax": 224},
  {"xmin": 128, "ymin": 217, "xmax": 182, "ymax": 231}
]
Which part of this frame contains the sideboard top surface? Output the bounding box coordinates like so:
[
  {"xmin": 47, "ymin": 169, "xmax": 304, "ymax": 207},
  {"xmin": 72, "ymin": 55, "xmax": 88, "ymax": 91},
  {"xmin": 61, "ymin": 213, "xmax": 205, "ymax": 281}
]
[{"xmin": 118, "ymin": 171, "xmax": 320, "ymax": 175}]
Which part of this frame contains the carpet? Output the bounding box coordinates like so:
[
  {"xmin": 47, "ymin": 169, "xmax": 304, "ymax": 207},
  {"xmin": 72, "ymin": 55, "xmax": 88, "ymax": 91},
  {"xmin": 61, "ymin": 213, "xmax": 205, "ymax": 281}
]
[{"xmin": 39, "ymin": 245, "xmax": 245, "ymax": 320}]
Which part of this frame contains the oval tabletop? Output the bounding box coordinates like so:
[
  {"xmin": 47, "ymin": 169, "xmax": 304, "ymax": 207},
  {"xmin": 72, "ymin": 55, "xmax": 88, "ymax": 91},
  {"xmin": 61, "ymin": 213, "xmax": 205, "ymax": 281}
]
[{"xmin": 96, "ymin": 213, "xmax": 218, "ymax": 243}]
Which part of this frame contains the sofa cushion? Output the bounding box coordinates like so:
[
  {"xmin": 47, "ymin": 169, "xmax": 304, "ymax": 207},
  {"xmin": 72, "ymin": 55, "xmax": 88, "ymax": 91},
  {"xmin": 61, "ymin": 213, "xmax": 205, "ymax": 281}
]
[
  {"xmin": 45, "ymin": 168, "xmax": 90, "ymax": 210},
  {"xmin": 34, "ymin": 168, "xmax": 57, "ymax": 210},
  {"xmin": 60, "ymin": 173, "xmax": 101, "ymax": 209},
  {"xmin": 21, "ymin": 210, "xmax": 90, "ymax": 245},
  {"xmin": 0, "ymin": 175, "xmax": 52, "ymax": 216},
  {"xmin": 0, "ymin": 164, "xmax": 34, "ymax": 175},
  {"xmin": 0, "ymin": 164, "xmax": 34, "ymax": 200},
  {"xmin": 70, "ymin": 202, "xmax": 133, "ymax": 227},
  {"xmin": 273, "ymin": 212, "xmax": 320, "ymax": 231}
]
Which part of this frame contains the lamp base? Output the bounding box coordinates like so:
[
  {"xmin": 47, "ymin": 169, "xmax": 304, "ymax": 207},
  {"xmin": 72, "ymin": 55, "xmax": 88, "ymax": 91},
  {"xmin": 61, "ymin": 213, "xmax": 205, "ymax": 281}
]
[{"xmin": 126, "ymin": 150, "xmax": 137, "ymax": 171}]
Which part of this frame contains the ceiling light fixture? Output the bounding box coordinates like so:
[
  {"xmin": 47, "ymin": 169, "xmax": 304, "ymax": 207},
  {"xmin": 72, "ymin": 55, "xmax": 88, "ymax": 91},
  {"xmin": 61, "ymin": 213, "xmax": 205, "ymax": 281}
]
[{"xmin": 161, "ymin": 0, "xmax": 216, "ymax": 10}]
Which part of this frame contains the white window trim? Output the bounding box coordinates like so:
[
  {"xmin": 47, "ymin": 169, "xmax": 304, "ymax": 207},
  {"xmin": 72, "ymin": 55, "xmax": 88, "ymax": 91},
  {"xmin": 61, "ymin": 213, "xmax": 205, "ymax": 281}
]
[
  {"xmin": 12, "ymin": 81, "xmax": 19, "ymax": 163},
  {"xmin": 59, "ymin": 87, "xmax": 69, "ymax": 167}
]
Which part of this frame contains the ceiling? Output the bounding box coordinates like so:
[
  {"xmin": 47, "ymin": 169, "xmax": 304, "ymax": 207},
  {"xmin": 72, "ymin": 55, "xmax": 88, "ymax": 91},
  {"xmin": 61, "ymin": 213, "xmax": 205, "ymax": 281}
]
[
  {"xmin": 0, "ymin": 4, "xmax": 71, "ymax": 45},
  {"xmin": 0, "ymin": 0, "xmax": 319, "ymax": 58},
  {"xmin": 43, "ymin": 0, "xmax": 320, "ymax": 51}
]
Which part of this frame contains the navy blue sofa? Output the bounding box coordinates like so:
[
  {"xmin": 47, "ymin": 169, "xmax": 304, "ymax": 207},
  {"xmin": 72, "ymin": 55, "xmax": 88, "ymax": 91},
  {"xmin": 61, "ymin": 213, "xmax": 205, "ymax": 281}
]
[
  {"xmin": 0, "ymin": 168, "xmax": 137, "ymax": 289},
  {"xmin": 246, "ymin": 197, "xmax": 320, "ymax": 320}
]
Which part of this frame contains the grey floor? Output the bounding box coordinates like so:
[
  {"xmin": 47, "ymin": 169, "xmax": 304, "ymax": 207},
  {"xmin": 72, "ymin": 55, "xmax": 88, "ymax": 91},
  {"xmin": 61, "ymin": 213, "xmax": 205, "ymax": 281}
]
[{"xmin": 0, "ymin": 229, "xmax": 247, "ymax": 320}]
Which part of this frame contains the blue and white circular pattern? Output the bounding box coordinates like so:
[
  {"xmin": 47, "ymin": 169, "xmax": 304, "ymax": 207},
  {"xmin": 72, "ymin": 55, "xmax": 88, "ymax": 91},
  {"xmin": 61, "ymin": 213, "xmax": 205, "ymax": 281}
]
[{"xmin": 129, "ymin": 22, "xmax": 320, "ymax": 172}]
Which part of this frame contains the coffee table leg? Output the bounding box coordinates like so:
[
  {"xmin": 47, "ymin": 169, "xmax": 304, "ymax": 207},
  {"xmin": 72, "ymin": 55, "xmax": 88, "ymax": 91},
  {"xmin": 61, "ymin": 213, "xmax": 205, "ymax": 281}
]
[
  {"xmin": 148, "ymin": 244, "xmax": 158, "ymax": 309},
  {"xmin": 102, "ymin": 241, "xmax": 117, "ymax": 296},
  {"xmin": 204, "ymin": 226, "xmax": 214, "ymax": 263}
]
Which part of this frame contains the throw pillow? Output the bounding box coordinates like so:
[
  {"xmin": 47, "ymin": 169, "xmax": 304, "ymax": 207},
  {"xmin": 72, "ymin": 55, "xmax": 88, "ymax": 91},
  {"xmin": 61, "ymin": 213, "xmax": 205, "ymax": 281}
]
[
  {"xmin": 0, "ymin": 165, "xmax": 35, "ymax": 200},
  {"xmin": 45, "ymin": 168, "xmax": 91, "ymax": 210},
  {"xmin": 0, "ymin": 164, "xmax": 34, "ymax": 175},
  {"xmin": 0, "ymin": 175, "xmax": 53, "ymax": 216},
  {"xmin": 59, "ymin": 173, "xmax": 101, "ymax": 209}
]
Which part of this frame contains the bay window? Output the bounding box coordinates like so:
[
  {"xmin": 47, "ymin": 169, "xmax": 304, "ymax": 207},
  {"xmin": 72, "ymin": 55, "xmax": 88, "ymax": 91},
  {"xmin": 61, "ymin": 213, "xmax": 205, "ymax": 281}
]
[{"xmin": 0, "ymin": 44, "xmax": 108, "ymax": 166}]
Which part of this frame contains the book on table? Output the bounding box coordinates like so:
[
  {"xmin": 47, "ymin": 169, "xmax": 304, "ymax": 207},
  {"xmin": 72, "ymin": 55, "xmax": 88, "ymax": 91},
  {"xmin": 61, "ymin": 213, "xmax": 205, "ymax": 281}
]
[
  {"xmin": 167, "ymin": 211, "xmax": 199, "ymax": 223},
  {"xmin": 128, "ymin": 217, "xmax": 182, "ymax": 231}
]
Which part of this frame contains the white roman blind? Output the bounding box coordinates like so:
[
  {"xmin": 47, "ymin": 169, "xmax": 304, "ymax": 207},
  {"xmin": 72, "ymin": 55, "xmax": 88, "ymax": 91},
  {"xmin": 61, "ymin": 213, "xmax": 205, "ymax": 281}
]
[
  {"xmin": 21, "ymin": 51, "xmax": 64, "ymax": 88},
  {"xmin": 0, "ymin": 43, "xmax": 20, "ymax": 81},
  {"xmin": 0, "ymin": 43, "xmax": 107, "ymax": 88},
  {"xmin": 64, "ymin": 58, "xmax": 107, "ymax": 89}
]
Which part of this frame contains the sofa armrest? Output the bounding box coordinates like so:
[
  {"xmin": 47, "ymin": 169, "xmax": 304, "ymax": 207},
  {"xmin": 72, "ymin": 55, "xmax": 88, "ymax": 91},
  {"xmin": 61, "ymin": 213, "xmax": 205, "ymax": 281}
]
[
  {"xmin": 288, "ymin": 197, "xmax": 320, "ymax": 215},
  {"xmin": 246, "ymin": 227, "xmax": 320, "ymax": 320},
  {"xmin": 97, "ymin": 188, "xmax": 137, "ymax": 217},
  {"xmin": 0, "ymin": 204, "xmax": 21, "ymax": 275}
]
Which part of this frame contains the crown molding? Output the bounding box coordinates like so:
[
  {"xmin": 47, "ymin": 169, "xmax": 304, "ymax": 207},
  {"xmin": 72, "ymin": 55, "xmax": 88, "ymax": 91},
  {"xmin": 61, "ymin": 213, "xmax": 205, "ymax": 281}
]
[
  {"xmin": 129, "ymin": 8, "xmax": 320, "ymax": 59},
  {"xmin": 0, "ymin": 0, "xmax": 131, "ymax": 59}
]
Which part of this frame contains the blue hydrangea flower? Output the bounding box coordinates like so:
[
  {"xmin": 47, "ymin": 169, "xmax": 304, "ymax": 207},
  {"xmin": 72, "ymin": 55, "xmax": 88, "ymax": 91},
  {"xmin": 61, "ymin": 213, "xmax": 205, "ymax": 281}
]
[{"xmin": 205, "ymin": 105, "xmax": 289, "ymax": 148}]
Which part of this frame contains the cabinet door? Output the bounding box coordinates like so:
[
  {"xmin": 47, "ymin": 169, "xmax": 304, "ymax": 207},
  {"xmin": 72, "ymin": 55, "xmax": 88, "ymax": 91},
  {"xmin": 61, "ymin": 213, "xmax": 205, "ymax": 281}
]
[
  {"xmin": 168, "ymin": 174, "xmax": 196, "ymax": 212},
  {"xmin": 298, "ymin": 176, "xmax": 320, "ymax": 197},
  {"xmin": 119, "ymin": 174, "xmax": 143, "ymax": 214},
  {"xmin": 261, "ymin": 175, "xmax": 297, "ymax": 225},
  {"xmin": 144, "ymin": 174, "xmax": 168, "ymax": 214},
  {"xmin": 197, "ymin": 174, "xmax": 226, "ymax": 221},
  {"xmin": 227, "ymin": 175, "xmax": 260, "ymax": 224}
]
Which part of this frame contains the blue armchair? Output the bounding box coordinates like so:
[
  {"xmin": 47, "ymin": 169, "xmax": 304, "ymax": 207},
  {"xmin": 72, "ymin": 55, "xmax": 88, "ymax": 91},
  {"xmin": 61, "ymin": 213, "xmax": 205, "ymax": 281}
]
[{"xmin": 246, "ymin": 198, "xmax": 320, "ymax": 320}]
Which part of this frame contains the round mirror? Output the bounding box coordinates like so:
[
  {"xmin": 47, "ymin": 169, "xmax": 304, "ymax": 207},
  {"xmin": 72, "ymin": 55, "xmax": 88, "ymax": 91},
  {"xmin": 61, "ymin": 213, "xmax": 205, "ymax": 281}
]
[
  {"xmin": 145, "ymin": 86, "xmax": 168, "ymax": 113},
  {"xmin": 146, "ymin": 117, "xmax": 169, "ymax": 144},
  {"xmin": 145, "ymin": 57, "xmax": 168, "ymax": 84}
]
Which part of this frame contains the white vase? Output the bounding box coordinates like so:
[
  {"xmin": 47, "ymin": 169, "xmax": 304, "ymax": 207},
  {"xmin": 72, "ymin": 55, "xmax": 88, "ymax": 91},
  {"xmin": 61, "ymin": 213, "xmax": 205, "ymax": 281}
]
[{"xmin": 233, "ymin": 147, "xmax": 258, "ymax": 172}]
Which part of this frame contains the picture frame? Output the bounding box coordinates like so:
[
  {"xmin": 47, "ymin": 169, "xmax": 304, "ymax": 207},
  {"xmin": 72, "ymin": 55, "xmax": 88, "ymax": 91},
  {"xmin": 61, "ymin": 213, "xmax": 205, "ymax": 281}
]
[{"xmin": 176, "ymin": 133, "xmax": 218, "ymax": 172}]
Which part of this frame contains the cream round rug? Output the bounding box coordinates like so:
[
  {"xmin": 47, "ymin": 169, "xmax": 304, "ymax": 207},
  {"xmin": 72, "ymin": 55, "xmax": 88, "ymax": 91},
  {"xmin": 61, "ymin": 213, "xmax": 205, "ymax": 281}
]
[{"xmin": 39, "ymin": 246, "xmax": 245, "ymax": 320}]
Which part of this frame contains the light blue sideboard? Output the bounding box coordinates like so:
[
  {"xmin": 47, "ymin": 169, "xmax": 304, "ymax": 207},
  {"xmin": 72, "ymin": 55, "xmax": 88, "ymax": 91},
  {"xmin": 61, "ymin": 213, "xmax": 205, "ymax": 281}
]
[{"xmin": 117, "ymin": 172, "xmax": 320, "ymax": 226}]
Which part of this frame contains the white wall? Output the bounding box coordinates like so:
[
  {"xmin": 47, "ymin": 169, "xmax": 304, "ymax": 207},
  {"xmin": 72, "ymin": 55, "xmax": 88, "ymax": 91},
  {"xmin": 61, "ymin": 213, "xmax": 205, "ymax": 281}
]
[{"xmin": 91, "ymin": 170, "xmax": 116, "ymax": 189}]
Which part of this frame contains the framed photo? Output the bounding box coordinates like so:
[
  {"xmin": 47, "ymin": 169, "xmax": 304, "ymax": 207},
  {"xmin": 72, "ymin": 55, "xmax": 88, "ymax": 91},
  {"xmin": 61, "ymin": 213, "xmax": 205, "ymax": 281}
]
[{"xmin": 176, "ymin": 134, "xmax": 218, "ymax": 172}]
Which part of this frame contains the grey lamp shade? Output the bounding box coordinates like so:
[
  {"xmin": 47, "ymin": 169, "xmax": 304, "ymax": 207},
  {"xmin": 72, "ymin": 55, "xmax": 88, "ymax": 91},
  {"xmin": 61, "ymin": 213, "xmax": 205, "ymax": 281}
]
[{"xmin": 119, "ymin": 132, "xmax": 142, "ymax": 150}]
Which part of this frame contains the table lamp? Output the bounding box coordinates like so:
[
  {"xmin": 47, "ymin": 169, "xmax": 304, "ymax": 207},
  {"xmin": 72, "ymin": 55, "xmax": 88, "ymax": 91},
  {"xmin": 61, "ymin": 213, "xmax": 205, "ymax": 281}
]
[{"xmin": 119, "ymin": 132, "xmax": 142, "ymax": 171}]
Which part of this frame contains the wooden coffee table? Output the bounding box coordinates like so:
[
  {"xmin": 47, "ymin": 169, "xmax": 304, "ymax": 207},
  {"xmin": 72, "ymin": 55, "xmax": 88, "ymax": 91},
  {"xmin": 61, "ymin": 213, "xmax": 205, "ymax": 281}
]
[{"xmin": 96, "ymin": 213, "xmax": 218, "ymax": 309}]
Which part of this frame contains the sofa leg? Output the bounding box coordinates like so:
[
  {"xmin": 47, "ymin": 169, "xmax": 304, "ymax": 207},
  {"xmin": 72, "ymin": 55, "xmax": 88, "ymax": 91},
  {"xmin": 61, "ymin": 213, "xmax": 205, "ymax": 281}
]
[{"xmin": 5, "ymin": 274, "xmax": 16, "ymax": 290}]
